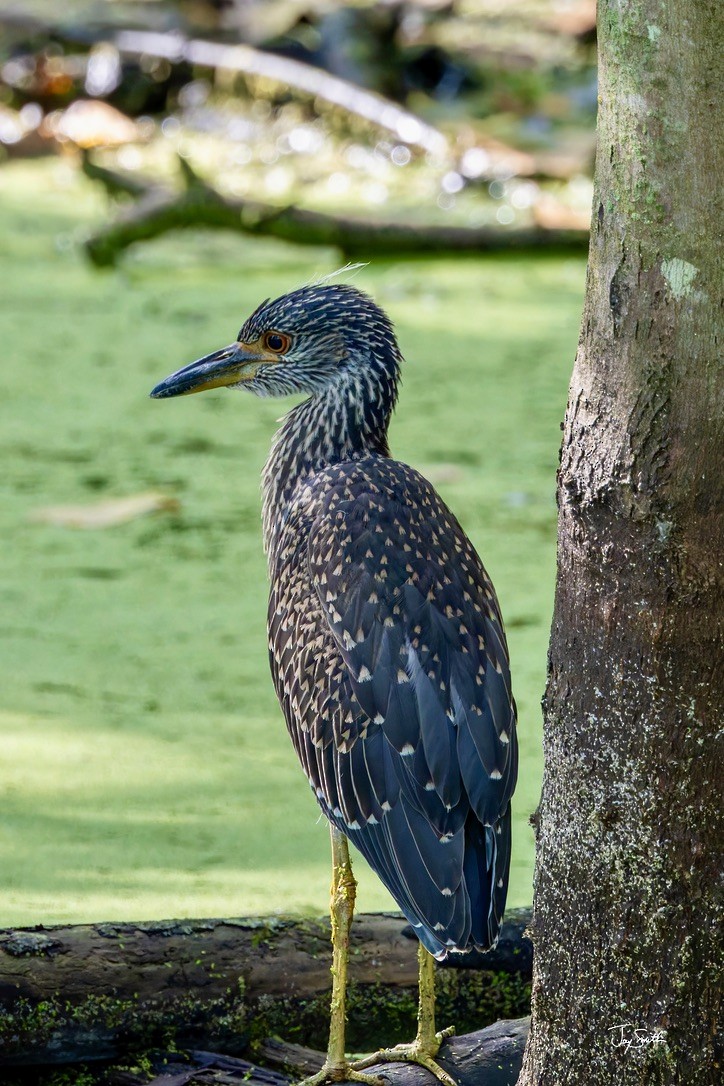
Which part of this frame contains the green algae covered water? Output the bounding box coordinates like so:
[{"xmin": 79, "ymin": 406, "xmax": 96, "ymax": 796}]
[{"xmin": 0, "ymin": 158, "xmax": 584, "ymax": 925}]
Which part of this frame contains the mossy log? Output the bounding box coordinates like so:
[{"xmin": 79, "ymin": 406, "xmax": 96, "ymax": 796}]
[
  {"xmin": 81, "ymin": 156, "xmax": 588, "ymax": 267},
  {"xmin": 0, "ymin": 910, "xmax": 531, "ymax": 1068}
]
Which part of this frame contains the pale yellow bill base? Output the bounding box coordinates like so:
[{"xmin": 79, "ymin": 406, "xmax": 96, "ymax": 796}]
[{"xmin": 150, "ymin": 343, "xmax": 258, "ymax": 398}]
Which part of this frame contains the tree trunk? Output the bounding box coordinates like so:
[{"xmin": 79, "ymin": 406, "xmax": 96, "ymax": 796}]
[{"xmin": 518, "ymin": 2, "xmax": 723, "ymax": 1085}]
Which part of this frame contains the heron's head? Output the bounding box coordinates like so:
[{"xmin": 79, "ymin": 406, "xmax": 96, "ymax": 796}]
[{"xmin": 150, "ymin": 283, "xmax": 401, "ymax": 401}]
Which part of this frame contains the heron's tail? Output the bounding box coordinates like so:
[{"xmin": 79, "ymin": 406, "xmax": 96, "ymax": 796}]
[
  {"xmin": 400, "ymin": 804, "xmax": 512, "ymax": 960},
  {"xmin": 466, "ymin": 804, "xmax": 512, "ymax": 950}
]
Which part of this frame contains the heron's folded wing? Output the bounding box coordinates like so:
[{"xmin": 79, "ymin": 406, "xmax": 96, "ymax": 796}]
[{"xmin": 307, "ymin": 459, "xmax": 517, "ymax": 834}]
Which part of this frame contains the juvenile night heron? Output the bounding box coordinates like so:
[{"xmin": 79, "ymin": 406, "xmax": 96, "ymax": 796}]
[{"xmin": 151, "ymin": 283, "xmax": 517, "ymax": 1086}]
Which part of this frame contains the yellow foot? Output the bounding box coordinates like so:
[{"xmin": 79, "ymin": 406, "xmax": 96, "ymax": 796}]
[
  {"xmin": 351, "ymin": 1026, "xmax": 456, "ymax": 1086},
  {"xmin": 296, "ymin": 1061, "xmax": 386, "ymax": 1086}
]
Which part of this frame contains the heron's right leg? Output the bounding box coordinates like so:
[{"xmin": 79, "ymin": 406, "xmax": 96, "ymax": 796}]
[
  {"xmin": 296, "ymin": 826, "xmax": 383, "ymax": 1086},
  {"xmin": 351, "ymin": 943, "xmax": 456, "ymax": 1086}
]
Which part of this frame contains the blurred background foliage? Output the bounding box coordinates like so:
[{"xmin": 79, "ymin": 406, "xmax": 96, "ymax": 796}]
[{"xmin": 0, "ymin": 0, "xmax": 594, "ymax": 925}]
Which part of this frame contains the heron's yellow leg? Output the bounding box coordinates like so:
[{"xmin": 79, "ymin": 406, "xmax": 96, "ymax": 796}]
[
  {"xmin": 351, "ymin": 943, "xmax": 456, "ymax": 1086},
  {"xmin": 296, "ymin": 827, "xmax": 383, "ymax": 1086}
]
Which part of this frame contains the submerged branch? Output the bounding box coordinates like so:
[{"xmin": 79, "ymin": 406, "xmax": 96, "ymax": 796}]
[{"xmin": 82, "ymin": 156, "xmax": 588, "ymax": 266}]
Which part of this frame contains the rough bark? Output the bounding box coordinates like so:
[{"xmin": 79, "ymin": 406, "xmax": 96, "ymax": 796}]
[
  {"xmin": 519, "ymin": 2, "xmax": 723, "ymax": 1085},
  {"xmin": 0, "ymin": 910, "xmax": 530, "ymax": 1066}
]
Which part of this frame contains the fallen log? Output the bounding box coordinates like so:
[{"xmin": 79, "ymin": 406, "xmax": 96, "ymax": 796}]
[
  {"xmin": 261, "ymin": 1019, "xmax": 529, "ymax": 1086},
  {"xmin": 0, "ymin": 910, "xmax": 531, "ymax": 1067},
  {"xmin": 82, "ymin": 156, "xmax": 588, "ymax": 266}
]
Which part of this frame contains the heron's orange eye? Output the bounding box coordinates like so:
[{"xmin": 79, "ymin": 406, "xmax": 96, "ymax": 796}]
[{"xmin": 263, "ymin": 331, "xmax": 291, "ymax": 354}]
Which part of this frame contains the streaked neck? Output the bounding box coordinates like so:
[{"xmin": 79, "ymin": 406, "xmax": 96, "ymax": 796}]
[{"xmin": 262, "ymin": 367, "xmax": 397, "ymax": 560}]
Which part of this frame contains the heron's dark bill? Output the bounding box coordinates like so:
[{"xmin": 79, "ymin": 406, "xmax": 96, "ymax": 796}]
[{"xmin": 150, "ymin": 344, "xmax": 256, "ymax": 398}]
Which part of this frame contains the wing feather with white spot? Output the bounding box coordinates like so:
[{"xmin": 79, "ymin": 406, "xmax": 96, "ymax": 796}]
[{"xmin": 308, "ymin": 463, "xmax": 516, "ymax": 820}]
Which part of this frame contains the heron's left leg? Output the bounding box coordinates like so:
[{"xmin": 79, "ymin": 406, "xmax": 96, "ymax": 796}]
[
  {"xmin": 296, "ymin": 827, "xmax": 383, "ymax": 1086},
  {"xmin": 351, "ymin": 943, "xmax": 456, "ymax": 1086}
]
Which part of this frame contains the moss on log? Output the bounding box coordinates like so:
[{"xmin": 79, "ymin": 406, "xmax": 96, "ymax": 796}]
[{"xmin": 0, "ymin": 911, "xmax": 531, "ymax": 1067}]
